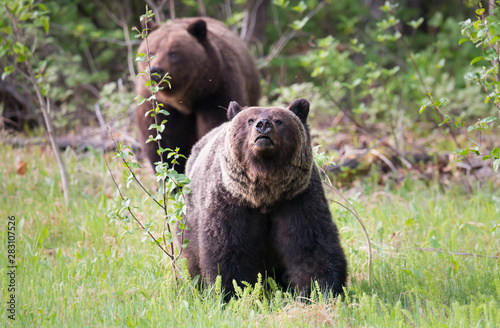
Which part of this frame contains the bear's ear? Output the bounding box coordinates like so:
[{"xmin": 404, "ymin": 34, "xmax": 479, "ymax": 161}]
[
  {"xmin": 288, "ymin": 98, "xmax": 309, "ymax": 124},
  {"xmin": 187, "ymin": 19, "xmax": 207, "ymax": 42},
  {"xmin": 227, "ymin": 101, "xmax": 243, "ymax": 120}
]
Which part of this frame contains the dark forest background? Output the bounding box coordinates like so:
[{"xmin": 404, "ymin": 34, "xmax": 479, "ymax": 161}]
[{"xmin": 1, "ymin": 0, "xmax": 499, "ymax": 180}]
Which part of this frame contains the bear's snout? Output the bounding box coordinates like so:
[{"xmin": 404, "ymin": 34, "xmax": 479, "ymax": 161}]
[
  {"xmin": 252, "ymin": 118, "xmax": 278, "ymax": 152},
  {"xmin": 255, "ymin": 119, "xmax": 273, "ymax": 135},
  {"xmin": 150, "ymin": 67, "xmax": 166, "ymax": 83}
]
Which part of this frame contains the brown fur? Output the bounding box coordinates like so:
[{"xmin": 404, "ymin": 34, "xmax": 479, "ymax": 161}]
[
  {"xmin": 181, "ymin": 99, "xmax": 347, "ymax": 299},
  {"xmin": 135, "ymin": 17, "xmax": 260, "ymax": 172}
]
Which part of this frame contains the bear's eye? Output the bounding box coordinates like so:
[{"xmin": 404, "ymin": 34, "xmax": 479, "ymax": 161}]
[
  {"xmin": 168, "ymin": 51, "xmax": 179, "ymax": 60},
  {"xmin": 275, "ymin": 119, "xmax": 282, "ymax": 125},
  {"xmin": 248, "ymin": 119, "xmax": 254, "ymax": 125}
]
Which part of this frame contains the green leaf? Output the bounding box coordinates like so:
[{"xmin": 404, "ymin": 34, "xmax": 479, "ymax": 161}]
[
  {"xmin": 493, "ymin": 158, "xmax": 500, "ymax": 172},
  {"xmin": 2, "ymin": 65, "xmax": 14, "ymax": 80},
  {"xmin": 39, "ymin": 16, "xmax": 49, "ymax": 34},
  {"xmin": 136, "ymin": 52, "xmax": 148, "ymax": 62},
  {"xmin": 451, "ymin": 120, "xmax": 465, "ymax": 129},
  {"xmin": 470, "ymin": 56, "xmax": 485, "ymax": 65},
  {"xmin": 490, "ymin": 35, "xmax": 500, "ymax": 44},
  {"xmin": 458, "ymin": 38, "xmax": 469, "ymax": 45},
  {"xmin": 352, "ymin": 78, "xmax": 362, "ymax": 87},
  {"xmin": 122, "ymin": 198, "xmax": 131, "ymax": 208},
  {"xmin": 135, "ymin": 95, "xmax": 146, "ymax": 105},
  {"xmin": 419, "ymin": 104, "xmax": 427, "ymax": 114},
  {"xmin": 477, "ymin": 27, "xmax": 489, "ymax": 38},
  {"xmin": 291, "ymin": 17, "xmax": 308, "ymax": 30},
  {"xmin": 479, "ymin": 116, "xmax": 498, "ymax": 124},
  {"xmin": 129, "ymin": 162, "xmax": 141, "ymax": 169},
  {"xmin": 291, "ymin": 1, "xmax": 307, "ymax": 14},
  {"xmin": 476, "ymin": 8, "xmax": 485, "ymax": 15},
  {"xmin": 408, "ymin": 17, "xmax": 424, "ymax": 30},
  {"xmin": 438, "ymin": 115, "xmax": 450, "ymax": 126}
]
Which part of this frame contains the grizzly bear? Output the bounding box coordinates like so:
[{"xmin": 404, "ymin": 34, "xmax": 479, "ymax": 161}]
[
  {"xmin": 180, "ymin": 98, "xmax": 347, "ymax": 298},
  {"xmin": 135, "ymin": 17, "xmax": 261, "ymax": 172}
]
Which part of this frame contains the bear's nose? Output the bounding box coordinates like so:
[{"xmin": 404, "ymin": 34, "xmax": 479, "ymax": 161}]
[
  {"xmin": 255, "ymin": 119, "xmax": 273, "ymax": 134},
  {"xmin": 150, "ymin": 67, "xmax": 165, "ymax": 83}
]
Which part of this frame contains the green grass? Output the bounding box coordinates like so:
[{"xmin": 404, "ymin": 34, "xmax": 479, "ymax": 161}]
[{"xmin": 1, "ymin": 144, "xmax": 499, "ymax": 327}]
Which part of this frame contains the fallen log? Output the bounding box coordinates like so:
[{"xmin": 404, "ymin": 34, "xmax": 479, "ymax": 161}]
[{"xmin": 2, "ymin": 132, "xmax": 141, "ymax": 153}]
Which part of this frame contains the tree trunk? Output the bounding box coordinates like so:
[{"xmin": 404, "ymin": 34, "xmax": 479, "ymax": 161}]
[{"xmin": 241, "ymin": 0, "xmax": 271, "ymax": 45}]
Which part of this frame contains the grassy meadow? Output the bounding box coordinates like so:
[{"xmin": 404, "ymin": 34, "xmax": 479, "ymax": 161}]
[{"xmin": 1, "ymin": 143, "xmax": 499, "ymax": 327}]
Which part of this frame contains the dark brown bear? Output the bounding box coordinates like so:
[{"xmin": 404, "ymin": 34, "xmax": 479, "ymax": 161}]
[
  {"xmin": 181, "ymin": 98, "xmax": 347, "ymax": 298},
  {"xmin": 136, "ymin": 17, "xmax": 260, "ymax": 172}
]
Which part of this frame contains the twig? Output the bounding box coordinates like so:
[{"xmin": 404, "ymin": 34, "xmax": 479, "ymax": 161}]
[
  {"xmin": 108, "ymin": 128, "xmax": 164, "ymax": 210},
  {"xmin": 374, "ymin": 241, "xmax": 499, "ymax": 259},
  {"xmin": 319, "ymin": 77, "xmax": 415, "ymax": 169},
  {"xmin": 224, "ymin": 0, "xmax": 232, "ymax": 22},
  {"xmin": 415, "ymin": 247, "xmax": 499, "ymax": 259},
  {"xmin": 241, "ymin": 0, "xmax": 264, "ymax": 44},
  {"xmin": 103, "ymin": 151, "xmax": 176, "ymax": 263},
  {"xmin": 145, "ymin": 0, "xmax": 167, "ymax": 23},
  {"xmin": 258, "ymin": 0, "xmax": 326, "ymax": 69},
  {"xmin": 197, "ymin": 0, "xmax": 206, "ymax": 16},
  {"xmin": 393, "ymin": 10, "xmax": 477, "ymax": 191},
  {"xmin": 370, "ymin": 149, "xmax": 398, "ymax": 173},
  {"xmin": 120, "ymin": 5, "xmax": 136, "ymax": 80},
  {"xmin": 168, "ymin": 0, "xmax": 175, "ymax": 20},
  {"xmin": 95, "ymin": 0, "xmax": 136, "ymax": 80},
  {"xmin": 5, "ymin": 5, "xmax": 70, "ymax": 206},
  {"xmin": 320, "ymin": 167, "xmax": 373, "ymax": 285},
  {"xmin": 142, "ymin": 16, "xmax": 178, "ymax": 261},
  {"xmin": 94, "ymin": 103, "xmax": 106, "ymax": 129}
]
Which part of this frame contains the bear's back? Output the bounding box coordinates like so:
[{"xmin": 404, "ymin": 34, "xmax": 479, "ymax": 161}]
[{"xmin": 186, "ymin": 122, "xmax": 228, "ymax": 180}]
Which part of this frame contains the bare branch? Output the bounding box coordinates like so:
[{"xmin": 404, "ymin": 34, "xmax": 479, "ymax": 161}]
[
  {"xmin": 5, "ymin": 6, "xmax": 70, "ymax": 205},
  {"xmin": 145, "ymin": 0, "xmax": 167, "ymax": 23},
  {"xmin": 197, "ymin": 0, "xmax": 206, "ymax": 16},
  {"xmin": 259, "ymin": 0, "xmax": 326, "ymax": 69},
  {"xmin": 320, "ymin": 166, "xmax": 373, "ymax": 285},
  {"xmin": 96, "ymin": 0, "xmax": 136, "ymax": 79},
  {"xmin": 108, "ymin": 128, "xmax": 164, "ymax": 210},
  {"xmin": 104, "ymin": 151, "xmax": 176, "ymax": 262}
]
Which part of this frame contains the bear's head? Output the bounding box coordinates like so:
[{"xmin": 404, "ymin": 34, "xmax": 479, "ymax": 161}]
[
  {"xmin": 137, "ymin": 19, "xmax": 223, "ymax": 114},
  {"xmin": 222, "ymin": 99, "xmax": 313, "ymax": 209}
]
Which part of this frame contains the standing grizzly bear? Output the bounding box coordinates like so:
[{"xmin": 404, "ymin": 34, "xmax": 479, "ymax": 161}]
[
  {"xmin": 136, "ymin": 17, "xmax": 260, "ymax": 172},
  {"xmin": 181, "ymin": 98, "xmax": 347, "ymax": 298}
]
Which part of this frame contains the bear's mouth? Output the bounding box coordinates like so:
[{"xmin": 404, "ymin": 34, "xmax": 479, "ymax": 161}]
[
  {"xmin": 255, "ymin": 136, "xmax": 272, "ymax": 142},
  {"xmin": 254, "ymin": 136, "xmax": 273, "ymax": 144},
  {"xmin": 253, "ymin": 136, "xmax": 275, "ymax": 150}
]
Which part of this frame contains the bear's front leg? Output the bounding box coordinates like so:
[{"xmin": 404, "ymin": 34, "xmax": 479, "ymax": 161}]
[
  {"xmin": 272, "ymin": 176, "xmax": 347, "ymax": 296},
  {"xmin": 197, "ymin": 200, "xmax": 267, "ymax": 296}
]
